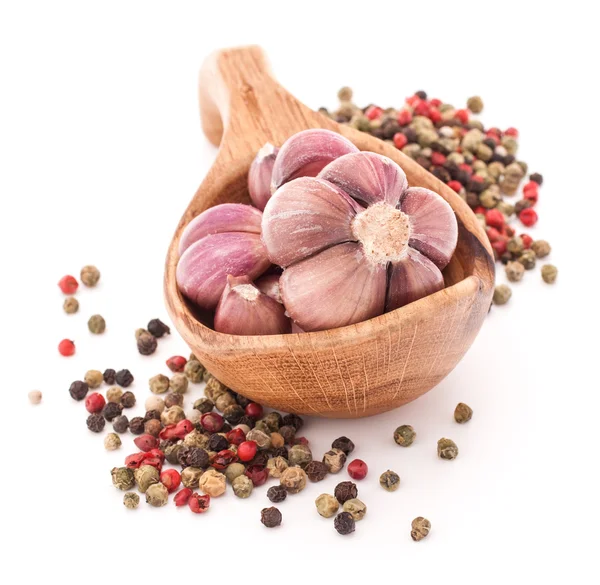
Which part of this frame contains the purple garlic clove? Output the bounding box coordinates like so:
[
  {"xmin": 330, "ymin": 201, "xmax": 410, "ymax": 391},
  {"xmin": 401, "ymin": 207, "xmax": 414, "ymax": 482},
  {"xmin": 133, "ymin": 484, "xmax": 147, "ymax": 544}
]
[
  {"xmin": 176, "ymin": 233, "xmax": 271, "ymax": 310},
  {"xmin": 255, "ymin": 273, "xmax": 282, "ymax": 304},
  {"xmin": 262, "ymin": 177, "xmax": 364, "ymax": 268},
  {"xmin": 291, "ymin": 321, "xmax": 306, "ymax": 334},
  {"xmin": 271, "ymin": 129, "xmax": 358, "ymax": 192},
  {"xmin": 214, "ymin": 275, "xmax": 291, "ymax": 336},
  {"xmin": 399, "ymin": 187, "xmax": 458, "ymax": 270},
  {"xmin": 248, "ymin": 143, "xmax": 279, "ymax": 211},
  {"xmin": 179, "ymin": 203, "xmax": 263, "ymax": 255},
  {"xmin": 318, "ymin": 152, "xmax": 408, "ymax": 207},
  {"xmin": 386, "ymin": 248, "xmax": 445, "ymax": 312},
  {"xmin": 280, "ymin": 242, "xmax": 387, "ymax": 332}
]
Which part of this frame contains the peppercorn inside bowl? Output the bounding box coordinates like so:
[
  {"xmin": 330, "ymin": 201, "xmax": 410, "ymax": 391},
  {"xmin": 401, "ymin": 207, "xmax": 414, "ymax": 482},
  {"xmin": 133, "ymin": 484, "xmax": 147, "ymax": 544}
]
[{"xmin": 164, "ymin": 46, "xmax": 495, "ymax": 418}]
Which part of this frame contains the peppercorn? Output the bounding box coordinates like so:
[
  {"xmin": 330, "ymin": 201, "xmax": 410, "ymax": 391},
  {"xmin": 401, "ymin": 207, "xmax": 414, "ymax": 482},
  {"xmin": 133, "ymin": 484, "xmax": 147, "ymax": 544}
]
[
  {"xmin": 102, "ymin": 402, "xmax": 122, "ymax": 422},
  {"xmin": 183, "ymin": 430, "xmax": 209, "ymax": 449},
  {"xmin": 28, "ymin": 390, "xmax": 42, "ymax": 405},
  {"xmin": 266, "ymin": 456, "xmax": 289, "ymax": 479},
  {"xmin": 188, "ymin": 492, "xmax": 211, "ymax": 513},
  {"xmin": 145, "ymin": 482, "xmax": 169, "ymax": 507},
  {"xmin": 120, "ymin": 391, "xmax": 136, "ymax": 409},
  {"xmin": 115, "ymin": 369, "xmax": 134, "ymax": 387},
  {"xmin": 238, "ymin": 415, "xmax": 256, "ymax": 429},
  {"xmin": 69, "ymin": 380, "xmax": 89, "ymax": 401},
  {"xmin": 245, "ymin": 465, "xmax": 269, "ymax": 487},
  {"xmin": 305, "ymin": 460, "xmax": 329, "ymax": 482},
  {"xmin": 208, "ymin": 434, "xmax": 229, "ymax": 452},
  {"xmin": 187, "ymin": 447, "xmax": 211, "ymax": 468},
  {"xmin": 123, "ymin": 492, "xmax": 140, "ymax": 510},
  {"xmin": 147, "ymin": 318, "xmax": 170, "ymax": 338},
  {"xmin": 281, "ymin": 413, "xmax": 304, "ymax": 431},
  {"xmin": 199, "ymin": 469, "xmax": 226, "ymax": 497},
  {"xmin": 144, "ymin": 419, "xmax": 162, "ymax": 437},
  {"xmin": 106, "ymin": 386, "xmax": 123, "ymax": 403},
  {"xmin": 161, "ymin": 394, "xmax": 181, "ymax": 411},
  {"xmin": 201, "ymin": 412, "xmax": 224, "ymax": 433},
  {"xmin": 245, "ymin": 429, "xmax": 271, "ymax": 451},
  {"xmin": 393, "ymin": 424, "xmax": 416, "ymax": 447},
  {"xmin": 232, "ymin": 474, "xmax": 254, "ymax": 498},
  {"xmin": 322, "ymin": 448, "xmax": 346, "ymax": 473},
  {"xmin": 181, "ymin": 466, "xmax": 204, "ymax": 488},
  {"xmin": 529, "ymin": 172, "xmax": 543, "ymax": 185},
  {"xmin": 288, "ymin": 444, "xmax": 312, "ymax": 468},
  {"xmin": 161, "ymin": 406, "xmax": 186, "ymax": 426},
  {"xmin": 134, "ymin": 464, "xmax": 160, "ymax": 493},
  {"xmin": 87, "ymin": 314, "xmax": 106, "ymax": 334},
  {"xmin": 519, "ymin": 207, "xmax": 538, "ymax": 227},
  {"xmin": 112, "ymin": 415, "xmax": 129, "ymax": 434},
  {"xmin": 166, "ymin": 355, "xmax": 187, "ymax": 373},
  {"xmin": 164, "ymin": 443, "xmax": 184, "ymax": 465},
  {"xmin": 80, "ymin": 265, "xmax": 100, "ymax": 287},
  {"xmin": 63, "ymin": 296, "xmax": 79, "ymax": 314},
  {"xmin": 518, "ymin": 250, "xmax": 536, "ymax": 270},
  {"xmin": 184, "ymin": 360, "xmax": 205, "ymax": 383},
  {"xmin": 101, "ymin": 369, "xmax": 115, "ymax": 385},
  {"xmin": 454, "ymin": 403, "xmax": 473, "ymax": 424},
  {"xmin": 466, "ymin": 95, "xmax": 483, "ymax": 113},
  {"xmin": 264, "ymin": 485, "xmax": 286, "ymax": 504},
  {"xmin": 278, "ymin": 425, "xmax": 296, "ymax": 445},
  {"xmin": 87, "ymin": 413, "xmax": 105, "ymax": 433},
  {"xmin": 224, "ymin": 462, "xmax": 246, "ymax": 483},
  {"xmin": 222, "ymin": 404, "xmax": 244, "ymax": 425},
  {"xmin": 148, "ymin": 374, "xmax": 169, "ymax": 395},
  {"xmin": 505, "ymin": 261, "xmax": 524, "ymax": 283},
  {"xmin": 58, "ymin": 339, "xmax": 76, "ymax": 356},
  {"xmin": 213, "ymin": 392, "xmax": 235, "ymax": 412},
  {"xmin": 541, "ymin": 264, "xmax": 558, "ymax": 284},
  {"xmin": 411, "ymin": 517, "xmax": 431, "ymax": 541},
  {"xmin": 261, "ymin": 506, "xmax": 282, "ymax": 528},
  {"xmin": 331, "ymin": 436, "xmax": 355, "ymax": 455},
  {"xmin": 112, "ymin": 466, "xmax": 135, "ymax": 491},
  {"xmin": 334, "ymin": 481, "xmax": 358, "ymax": 504},
  {"xmin": 493, "ymin": 284, "xmax": 512, "ymax": 305},
  {"xmin": 437, "ymin": 437, "xmax": 459, "ymax": 460},
  {"xmin": 129, "ymin": 417, "xmax": 145, "ymax": 435},
  {"xmin": 137, "ymin": 332, "xmax": 158, "ymax": 356},
  {"xmin": 173, "ymin": 487, "xmax": 192, "ymax": 507},
  {"xmin": 347, "ymin": 459, "xmax": 368, "ymax": 480},
  {"xmin": 531, "ymin": 240, "xmax": 551, "ymax": 258},
  {"xmin": 334, "ymin": 512, "xmax": 355, "ymax": 535},
  {"xmin": 343, "ymin": 498, "xmax": 367, "ymax": 521},
  {"xmin": 379, "ymin": 470, "xmax": 400, "ymax": 492}
]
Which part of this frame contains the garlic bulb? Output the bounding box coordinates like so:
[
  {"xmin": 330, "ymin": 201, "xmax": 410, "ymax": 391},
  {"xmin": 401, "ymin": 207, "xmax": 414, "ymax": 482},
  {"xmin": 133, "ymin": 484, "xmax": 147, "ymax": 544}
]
[
  {"xmin": 214, "ymin": 275, "xmax": 291, "ymax": 336},
  {"xmin": 248, "ymin": 143, "xmax": 278, "ymax": 211},
  {"xmin": 176, "ymin": 204, "xmax": 270, "ymax": 310},
  {"xmin": 262, "ymin": 150, "xmax": 458, "ymax": 332}
]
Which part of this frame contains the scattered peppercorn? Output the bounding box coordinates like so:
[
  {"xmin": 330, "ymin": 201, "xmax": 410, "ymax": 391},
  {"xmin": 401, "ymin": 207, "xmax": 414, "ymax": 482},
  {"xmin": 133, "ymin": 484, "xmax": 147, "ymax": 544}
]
[
  {"xmin": 63, "ymin": 296, "xmax": 79, "ymax": 314},
  {"xmin": 137, "ymin": 332, "xmax": 158, "ymax": 356},
  {"xmin": 164, "ymin": 392, "xmax": 183, "ymax": 409},
  {"xmin": 493, "ymin": 284, "xmax": 512, "ymax": 305},
  {"xmin": 232, "ymin": 474, "xmax": 254, "ymax": 498},
  {"xmin": 69, "ymin": 380, "xmax": 89, "ymax": 401},
  {"xmin": 123, "ymin": 492, "xmax": 139, "ymax": 509},
  {"xmin": 394, "ymin": 424, "xmax": 416, "ymax": 447},
  {"xmin": 134, "ymin": 464, "xmax": 160, "ymax": 493},
  {"xmin": 347, "ymin": 459, "xmax": 368, "ymax": 480},
  {"xmin": 199, "ymin": 469, "xmax": 226, "ymax": 497},
  {"xmin": 334, "ymin": 511, "xmax": 355, "ymax": 535},
  {"xmin": 531, "ymin": 240, "xmax": 551, "ymax": 258},
  {"xmin": 437, "ymin": 438, "xmax": 459, "ymax": 460},
  {"xmin": 80, "ymin": 265, "xmax": 100, "ymax": 287},
  {"xmin": 322, "ymin": 448, "xmax": 347, "ymax": 473},
  {"xmin": 331, "ymin": 436, "xmax": 355, "ymax": 455},
  {"xmin": 59, "ymin": 339, "xmax": 76, "ymax": 357},
  {"xmin": 58, "ymin": 275, "xmax": 79, "ymax": 294},
  {"xmin": 87, "ymin": 314, "xmax": 106, "ymax": 334},
  {"xmin": 115, "ymin": 369, "xmax": 134, "ymax": 387},
  {"xmin": 87, "ymin": 413, "xmax": 105, "ymax": 433},
  {"xmin": 102, "ymin": 402, "xmax": 122, "ymax": 422},
  {"xmin": 102, "ymin": 369, "xmax": 116, "ymax": 385},
  {"xmin": 149, "ymin": 374, "xmax": 169, "ymax": 394},
  {"xmin": 145, "ymin": 482, "xmax": 169, "ymax": 507},
  {"xmin": 541, "ymin": 264, "xmax": 558, "ymax": 284},
  {"xmin": 334, "ymin": 481, "xmax": 358, "ymax": 504},
  {"xmin": 518, "ymin": 249, "xmax": 536, "ymax": 270},
  {"xmin": 224, "ymin": 462, "xmax": 246, "ymax": 484},
  {"xmin": 261, "ymin": 506, "xmax": 282, "ymax": 528},
  {"xmin": 454, "ymin": 403, "xmax": 473, "ymax": 424},
  {"xmin": 106, "ymin": 386, "xmax": 123, "ymax": 403},
  {"xmin": 169, "ymin": 373, "xmax": 188, "ymax": 395},
  {"xmin": 379, "ymin": 470, "xmax": 400, "ymax": 492},
  {"xmin": 184, "ymin": 360, "xmax": 205, "ymax": 383},
  {"xmin": 188, "ymin": 492, "xmax": 211, "ymax": 513},
  {"xmin": 245, "ymin": 465, "xmax": 269, "ymax": 487},
  {"xmin": 266, "ymin": 456, "xmax": 289, "ymax": 479},
  {"xmin": 411, "ymin": 517, "xmax": 431, "ymax": 541},
  {"xmin": 267, "ymin": 485, "xmax": 287, "ymax": 503},
  {"xmin": 315, "ymin": 493, "xmax": 340, "ymax": 518},
  {"xmin": 305, "ymin": 460, "xmax": 329, "ymax": 482},
  {"xmin": 147, "ymin": 318, "xmax": 170, "ymax": 338},
  {"xmin": 129, "ymin": 417, "xmax": 145, "ymax": 435},
  {"xmin": 144, "ymin": 418, "xmax": 162, "ymax": 437},
  {"xmin": 505, "ymin": 261, "xmax": 525, "ymax": 282},
  {"xmin": 112, "ymin": 466, "xmax": 135, "ymax": 490},
  {"xmin": 343, "ymin": 498, "xmax": 367, "ymax": 521},
  {"xmin": 120, "ymin": 391, "xmax": 136, "ymax": 408},
  {"xmin": 104, "ymin": 433, "xmax": 122, "ymax": 451},
  {"xmin": 112, "ymin": 415, "xmax": 129, "ymax": 434}
]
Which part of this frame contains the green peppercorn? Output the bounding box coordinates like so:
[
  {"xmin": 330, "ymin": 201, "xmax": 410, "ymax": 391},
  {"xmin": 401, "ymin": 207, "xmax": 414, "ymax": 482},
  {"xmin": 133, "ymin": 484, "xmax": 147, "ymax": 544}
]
[
  {"xmin": 531, "ymin": 240, "xmax": 551, "ymax": 258},
  {"xmin": 437, "ymin": 438, "xmax": 459, "ymax": 460},
  {"xmin": 169, "ymin": 373, "xmax": 189, "ymax": 394},
  {"xmin": 112, "ymin": 467, "xmax": 135, "ymax": 491},
  {"xmin": 315, "ymin": 493, "xmax": 339, "ymax": 518},
  {"xmin": 134, "ymin": 464, "xmax": 160, "ymax": 493},
  {"xmin": 493, "ymin": 284, "xmax": 512, "ymax": 305},
  {"xmin": 63, "ymin": 297, "xmax": 79, "ymax": 314},
  {"xmin": 87, "ymin": 314, "xmax": 106, "ymax": 334},
  {"xmin": 145, "ymin": 482, "xmax": 168, "ymax": 507},
  {"xmin": 225, "ymin": 462, "xmax": 246, "ymax": 484},
  {"xmin": 80, "ymin": 265, "xmax": 100, "ymax": 287},
  {"xmin": 123, "ymin": 492, "xmax": 140, "ymax": 510},
  {"xmin": 342, "ymin": 498, "xmax": 367, "ymax": 521},
  {"xmin": 184, "ymin": 360, "xmax": 205, "ymax": 383},
  {"xmin": 232, "ymin": 475, "xmax": 254, "ymax": 498},
  {"xmin": 337, "ymin": 86, "xmax": 353, "ymax": 102},
  {"xmin": 149, "ymin": 374, "xmax": 169, "ymax": 394},
  {"xmin": 505, "ymin": 261, "xmax": 525, "ymax": 283},
  {"xmin": 454, "ymin": 403, "xmax": 473, "ymax": 424},
  {"xmin": 541, "ymin": 264, "xmax": 558, "ymax": 284},
  {"xmin": 411, "ymin": 517, "xmax": 431, "ymax": 541},
  {"xmin": 394, "ymin": 424, "xmax": 416, "ymax": 447},
  {"xmin": 466, "ymin": 95, "xmax": 483, "ymax": 113}
]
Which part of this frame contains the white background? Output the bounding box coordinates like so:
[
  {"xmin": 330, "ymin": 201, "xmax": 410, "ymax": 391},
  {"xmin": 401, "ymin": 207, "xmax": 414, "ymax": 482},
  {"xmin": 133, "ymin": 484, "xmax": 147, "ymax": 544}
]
[{"xmin": 1, "ymin": 1, "xmax": 599, "ymax": 583}]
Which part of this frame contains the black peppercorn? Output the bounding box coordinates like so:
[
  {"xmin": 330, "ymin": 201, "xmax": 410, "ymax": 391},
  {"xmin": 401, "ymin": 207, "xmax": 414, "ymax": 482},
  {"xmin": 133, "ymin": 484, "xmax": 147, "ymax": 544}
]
[
  {"xmin": 112, "ymin": 415, "xmax": 129, "ymax": 434},
  {"xmin": 278, "ymin": 425, "xmax": 296, "ymax": 445},
  {"xmin": 529, "ymin": 172, "xmax": 543, "ymax": 185},
  {"xmin": 305, "ymin": 460, "xmax": 329, "ymax": 482},
  {"xmin": 194, "ymin": 398, "xmax": 214, "ymax": 414},
  {"xmin": 455, "ymin": 169, "xmax": 471, "ymax": 186},
  {"xmin": 137, "ymin": 332, "xmax": 157, "ymax": 356},
  {"xmin": 180, "ymin": 447, "xmax": 209, "ymax": 469},
  {"xmin": 282, "ymin": 414, "xmax": 304, "ymax": 431},
  {"xmin": 129, "ymin": 417, "xmax": 145, "ymax": 435},
  {"xmin": 270, "ymin": 447, "xmax": 288, "ymax": 460},
  {"xmin": 466, "ymin": 192, "xmax": 479, "ymax": 209},
  {"xmin": 402, "ymin": 127, "xmax": 418, "ymax": 143},
  {"xmin": 69, "ymin": 380, "xmax": 89, "ymax": 401},
  {"xmin": 267, "ymin": 485, "xmax": 287, "ymax": 503},
  {"xmin": 208, "ymin": 434, "xmax": 228, "ymax": 452},
  {"xmin": 115, "ymin": 369, "xmax": 134, "ymax": 387},
  {"xmin": 120, "ymin": 391, "xmax": 136, "ymax": 409},
  {"xmin": 164, "ymin": 392, "xmax": 183, "ymax": 409},
  {"xmin": 103, "ymin": 368, "xmax": 116, "ymax": 385},
  {"xmin": 234, "ymin": 393, "xmax": 251, "ymax": 409},
  {"xmin": 102, "ymin": 402, "xmax": 123, "ymax": 422},
  {"xmin": 221, "ymin": 422, "xmax": 232, "ymax": 433},
  {"xmin": 147, "ymin": 318, "xmax": 170, "ymax": 338},
  {"xmin": 87, "ymin": 413, "xmax": 105, "ymax": 433},
  {"xmin": 334, "ymin": 481, "xmax": 358, "ymax": 504},
  {"xmin": 331, "ymin": 436, "xmax": 355, "ymax": 455},
  {"xmin": 144, "ymin": 409, "xmax": 161, "ymax": 422},
  {"xmin": 415, "ymin": 90, "xmax": 427, "ymax": 100},
  {"xmin": 334, "ymin": 511, "xmax": 355, "ymax": 535},
  {"xmin": 223, "ymin": 404, "xmax": 245, "ymax": 425},
  {"xmin": 260, "ymin": 507, "xmax": 282, "ymax": 528},
  {"xmin": 250, "ymin": 451, "xmax": 271, "ymax": 468},
  {"xmin": 483, "ymin": 138, "xmax": 497, "ymax": 150},
  {"xmin": 514, "ymin": 199, "xmax": 533, "ymax": 215},
  {"xmin": 432, "ymin": 167, "xmax": 451, "ymax": 183},
  {"xmin": 238, "ymin": 415, "xmax": 256, "ymax": 429}
]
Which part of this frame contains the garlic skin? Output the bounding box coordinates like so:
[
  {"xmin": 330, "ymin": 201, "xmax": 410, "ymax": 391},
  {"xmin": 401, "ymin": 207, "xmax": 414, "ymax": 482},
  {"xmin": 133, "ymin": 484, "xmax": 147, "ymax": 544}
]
[
  {"xmin": 179, "ymin": 203, "xmax": 262, "ymax": 255},
  {"xmin": 255, "ymin": 273, "xmax": 282, "ymax": 304},
  {"xmin": 214, "ymin": 275, "xmax": 291, "ymax": 336},
  {"xmin": 177, "ymin": 233, "xmax": 270, "ymax": 310},
  {"xmin": 270, "ymin": 129, "xmax": 358, "ymax": 193},
  {"xmin": 248, "ymin": 143, "xmax": 279, "ymax": 211}
]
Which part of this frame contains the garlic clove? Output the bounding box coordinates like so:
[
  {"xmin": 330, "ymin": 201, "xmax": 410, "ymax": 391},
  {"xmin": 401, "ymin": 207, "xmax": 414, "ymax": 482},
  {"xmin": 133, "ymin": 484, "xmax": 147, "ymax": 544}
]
[
  {"xmin": 399, "ymin": 187, "xmax": 458, "ymax": 269},
  {"xmin": 271, "ymin": 129, "xmax": 358, "ymax": 192},
  {"xmin": 318, "ymin": 152, "xmax": 408, "ymax": 207},
  {"xmin": 214, "ymin": 275, "xmax": 291, "ymax": 336},
  {"xmin": 262, "ymin": 177, "xmax": 364, "ymax": 268},
  {"xmin": 280, "ymin": 242, "xmax": 387, "ymax": 332},
  {"xmin": 386, "ymin": 248, "xmax": 444, "ymax": 312},
  {"xmin": 176, "ymin": 233, "xmax": 271, "ymax": 310},
  {"xmin": 255, "ymin": 273, "xmax": 282, "ymax": 304},
  {"xmin": 248, "ymin": 143, "xmax": 279, "ymax": 211},
  {"xmin": 179, "ymin": 204, "xmax": 263, "ymax": 255},
  {"xmin": 291, "ymin": 321, "xmax": 306, "ymax": 334}
]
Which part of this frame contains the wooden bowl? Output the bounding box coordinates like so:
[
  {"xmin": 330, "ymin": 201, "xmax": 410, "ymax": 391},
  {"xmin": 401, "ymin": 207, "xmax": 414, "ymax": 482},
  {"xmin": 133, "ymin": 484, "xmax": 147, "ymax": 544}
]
[{"xmin": 164, "ymin": 46, "xmax": 495, "ymax": 418}]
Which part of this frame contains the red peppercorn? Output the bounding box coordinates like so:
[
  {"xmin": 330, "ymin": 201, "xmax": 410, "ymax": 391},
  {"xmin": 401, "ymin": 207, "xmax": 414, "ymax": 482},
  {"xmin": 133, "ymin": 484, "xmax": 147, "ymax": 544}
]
[
  {"xmin": 473, "ymin": 206, "xmax": 486, "ymax": 215},
  {"xmin": 347, "ymin": 459, "xmax": 368, "ymax": 480},
  {"xmin": 226, "ymin": 428, "xmax": 246, "ymax": 445},
  {"xmin": 486, "ymin": 227, "xmax": 502, "ymax": 243},
  {"xmin": 146, "ymin": 448, "xmax": 165, "ymax": 462},
  {"xmin": 428, "ymin": 108, "xmax": 442, "ymax": 124},
  {"xmin": 447, "ymin": 180, "xmax": 462, "ymax": 193},
  {"xmin": 430, "ymin": 98, "xmax": 442, "ymax": 108},
  {"xmin": 487, "ymin": 127, "xmax": 501, "ymax": 137},
  {"xmin": 504, "ymin": 225, "xmax": 516, "ymax": 237},
  {"xmin": 523, "ymin": 184, "xmax": 539, "ymax": 205},
  {"xmin": 520, "ymin": 234, "xmax": 533, "ymax": 249},
  {"xmin": 431, "ymin": 152, "xmax": 446, "ymax": 166},
  {"xmin": 160, "ymin": 469, "xmax": 181, "ymax": 493},
  {"xmin": 166, "ymin": 355, "xmax": 187, "ymax": 373},
  {"xmin": 485, "ymin": 209, "xmax": 505, "ymax": 229},
  {"xmin": 174, "ymin": 419, "xmax": 194, "ymax": 438},
  {"xmin": 455, "ymin": 109, "xmax": 469, "ymax": 124},
  {"xmin": 84, "ymin": 392, "xmax": 105, "ymax": 413},
  {"xmin": 414, "ymin": 101, "xmax": 430, "ymax": 117},
  {"xmin": 58, "ymin": 275, "xmax": 78, "ymax": 294},
  {"xmin": 397, "ymin": 110, "xmax": 412, "ymax": 126},
  {"xmin": 201, "ymin": 412, "xmax": 224, "ymax": 433},
  {"xmin": 245, "ymin": 403, "xmax": 263, "ymax": 419},
  {"xmin": 159, "ymin": 424, "xmax": 178, "ymax": 441},
  {"xmin": 519, "ymin": 208, "xmax": 538, "ymax": 227},
  {"xmin": 294, "ymin": 437, "xmax": 310, "ymax": 446},
  {"xmin": 174, "ymin": 487, "xmax": 193, "ymax": 507},
  {"xmin": 504, "ymin": 127, "xmax": 519, "ymax": 137},
  {"xmin": 245, "ymin": 465, "xmax": 269, "ymax": 487},
  {"xmin": 238, "ymin": 441, "xmax": 258, "ymax": 462},
  {"xmin": 189, "ymin": 493, "xmax": 211, "ymax": 514},
  {"xmin": 210, "ymin": 449, "xmax": 238, "ymax": 470},
  {"xmin": 365, "ymin": 105, "xmax": 383, "ymax": 120},
  {"xmin": 141, "ymin": 456, "xmax": 163, "ymax": 472},
  {"xmin": 405, "ymin": 94, "xmax": 421, "ymax": 107},
  {"xmin": 393, "ymin": 132, "xmax": 408, "ymax": 149},
  {"xmin": 459, "ymin": 163, "xmax": 473, "ymax": 176},
  {"xmin": 125, "ymin": 452, "xmax": 147, "ymax": 469},
  {"xmin": 134, "ymin": 434, "xmax": 158, "ymax": 452},
  {"xmin": 58, "ymin": 339, "xmax": 75, "ymax": 357},
  {"xmin": 492, "ymin": 239, "xmax": 507, "ymax": 255}
]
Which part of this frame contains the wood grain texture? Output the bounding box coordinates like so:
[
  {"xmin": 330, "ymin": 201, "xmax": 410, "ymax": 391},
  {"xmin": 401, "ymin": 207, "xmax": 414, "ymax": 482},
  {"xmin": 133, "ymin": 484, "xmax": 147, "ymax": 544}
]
[{"xmin": 164, "ymin": 46, "xmax": 495, "ymax": 418}]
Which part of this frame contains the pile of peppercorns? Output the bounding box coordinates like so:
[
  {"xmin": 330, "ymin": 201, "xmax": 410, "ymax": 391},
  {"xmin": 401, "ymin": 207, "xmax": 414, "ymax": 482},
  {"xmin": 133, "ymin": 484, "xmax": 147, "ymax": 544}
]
[{"xmin": 320, "ymin": 89, "xmax": 558, "ymax": 306}]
